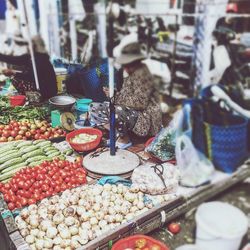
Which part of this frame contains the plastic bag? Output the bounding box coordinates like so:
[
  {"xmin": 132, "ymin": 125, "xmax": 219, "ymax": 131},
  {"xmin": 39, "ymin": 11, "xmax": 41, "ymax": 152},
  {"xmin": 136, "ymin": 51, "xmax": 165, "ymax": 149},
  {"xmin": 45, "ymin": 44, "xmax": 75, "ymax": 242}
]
[
  {"xmin": 175, "ymin": 135, "xmax": 215, "ymax": 187},
  {"xmin": 145, "ymin": 127, "xmax": 176, "ymax": 162},
  {"xmin": 131, "ymin": 162, "xmax": 180, "ymax": 195}
]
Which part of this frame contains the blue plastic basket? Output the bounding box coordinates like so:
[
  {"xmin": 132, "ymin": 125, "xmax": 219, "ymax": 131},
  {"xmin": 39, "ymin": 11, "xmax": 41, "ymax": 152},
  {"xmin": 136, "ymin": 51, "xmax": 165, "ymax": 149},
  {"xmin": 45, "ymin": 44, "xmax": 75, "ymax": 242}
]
[{"xmin": 193, "ymin": 112, "xmax": 248, "ymax": 173}]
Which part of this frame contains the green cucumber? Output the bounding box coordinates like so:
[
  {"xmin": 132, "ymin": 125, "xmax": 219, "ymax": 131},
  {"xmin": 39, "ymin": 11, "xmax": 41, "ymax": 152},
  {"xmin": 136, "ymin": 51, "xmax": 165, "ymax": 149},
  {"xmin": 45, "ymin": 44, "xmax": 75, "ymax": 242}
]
[
  {"xmin": 16, "ymin": 141, "xmax": 32, "ymax": 148},
  {"xmin": 20, "ymin": 145, "xmax": 39, "ymax": 154},
  {"xmin": 47, "ymin": 151, "xmax": 61, "ymax": 158},
  {"xmin": 1, "ymin": 162, "xmax": 27, "ymax": 174},
  {"xmin": 0, "ymin": 150, "xmax": 18, "ymax": 159},
  {"xmin": 0, "ymin": 167, "xmax": 24, "ymax": 181},
  {"xmin": 1, "ymin": 178, "xmax": 11, "ymax": 183},
  {"xmin": 0, "ymin": 145, "xmax": 15, "ymax": 154},
  {"xmin": 33, "ymin": 139, "xmax": 45, "ymax": 145},
  {"xmin": 0, "ymin": 157, "xmax": 24, "ymax": 171},
  {"xmin": 58, "ymin": 155, "xmax": 66, "ymax": 160},
  {"xmin": 22, "ymin": 149, "xmax": 43, "ymax": 160},
  {"xmin": 26, "ymin": 155, "xmax": 47, "ymax": 163},
  {"xmin": 0, "ymin": 152, "xmax": 22, "ymax": 164},
  {"xmin": 28, "ymin": 160, "xmax": 45, "ymax": 167},
  {"xmin": 45, "ymin": 150, "xmax": 59, "ymax": 156},
  {"xmin": 36, "ymin": 141, "xmax": 51, "ymax": 147},
  {"xmin": 64, "ymin": 149, "xmax": 73, "ymax": 156},
  {"xmin": 40, "ymin": 145, "xmax": 54, "ymax": 151},
  {"xmin": 43, "ymin": 146, "xmax": 57, "ymax": 152}
]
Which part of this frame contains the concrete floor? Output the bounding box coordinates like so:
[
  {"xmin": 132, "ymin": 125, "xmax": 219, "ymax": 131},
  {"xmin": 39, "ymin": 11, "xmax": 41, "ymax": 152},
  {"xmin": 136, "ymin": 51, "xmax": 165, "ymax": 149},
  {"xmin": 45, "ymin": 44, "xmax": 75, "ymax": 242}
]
[{"xmin": 149, "ymin": 181, "xmax": 250, "ymax": 250}]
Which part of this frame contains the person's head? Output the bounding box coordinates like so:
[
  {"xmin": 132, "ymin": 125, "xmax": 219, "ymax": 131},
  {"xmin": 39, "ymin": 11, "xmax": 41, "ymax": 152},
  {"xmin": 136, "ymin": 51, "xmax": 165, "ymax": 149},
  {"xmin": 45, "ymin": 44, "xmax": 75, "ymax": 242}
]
[{"xmin": 32, "ymin": 35, "xmax": 47, "ymax": 54}]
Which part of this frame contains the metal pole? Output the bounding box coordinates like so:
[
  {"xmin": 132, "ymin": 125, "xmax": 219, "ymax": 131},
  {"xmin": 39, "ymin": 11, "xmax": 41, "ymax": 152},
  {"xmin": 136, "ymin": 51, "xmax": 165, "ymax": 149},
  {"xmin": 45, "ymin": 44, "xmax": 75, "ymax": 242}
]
[
  {"xmin": 22, "ymin": 0, "xmax": 40, "ymax": 90},
  {"xmin": 108, "ymin": 10, "xmax": 116, "ymax": 156}
]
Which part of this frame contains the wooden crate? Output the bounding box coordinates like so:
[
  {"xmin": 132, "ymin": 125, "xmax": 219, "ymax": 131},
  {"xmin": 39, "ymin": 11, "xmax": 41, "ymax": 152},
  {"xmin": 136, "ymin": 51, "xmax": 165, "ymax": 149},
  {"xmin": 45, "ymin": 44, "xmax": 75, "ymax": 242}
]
[{"xmin": 2, "ymin": 163, "xmax": 250, "ymax": 250}]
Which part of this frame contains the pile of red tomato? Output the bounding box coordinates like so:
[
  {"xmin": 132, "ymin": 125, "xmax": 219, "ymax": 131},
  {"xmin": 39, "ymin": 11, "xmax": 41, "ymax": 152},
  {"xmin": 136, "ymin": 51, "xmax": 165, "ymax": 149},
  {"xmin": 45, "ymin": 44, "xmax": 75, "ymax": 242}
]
[
  {"xmin": 0, "ymin": 159, "xmax": 87, "ymax": 210},
  {"xmin": 0, "ymin": 120, "xmax": 66, "ymax": 142}
]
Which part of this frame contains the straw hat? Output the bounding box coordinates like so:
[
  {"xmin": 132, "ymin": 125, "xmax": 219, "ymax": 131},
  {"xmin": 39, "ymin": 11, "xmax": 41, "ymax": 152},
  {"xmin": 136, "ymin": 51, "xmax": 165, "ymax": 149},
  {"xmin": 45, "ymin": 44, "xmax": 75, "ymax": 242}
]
[{"xmin": 114, "ymin": 33, "xmax": 146, "ymax": 65}]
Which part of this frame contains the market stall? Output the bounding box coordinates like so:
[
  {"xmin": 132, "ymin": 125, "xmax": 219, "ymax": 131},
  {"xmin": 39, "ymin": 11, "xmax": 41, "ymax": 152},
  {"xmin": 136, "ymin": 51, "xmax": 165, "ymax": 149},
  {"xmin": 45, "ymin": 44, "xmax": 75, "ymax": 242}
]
[{"xmin": 0, "ymin": 1, "xmax": 250, "ymax": 250}]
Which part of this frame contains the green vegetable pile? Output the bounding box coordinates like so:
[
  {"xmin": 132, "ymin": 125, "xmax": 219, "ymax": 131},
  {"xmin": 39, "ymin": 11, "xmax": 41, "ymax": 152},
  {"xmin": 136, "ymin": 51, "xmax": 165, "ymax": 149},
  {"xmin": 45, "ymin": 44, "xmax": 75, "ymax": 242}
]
[
  {"xmin": 0, "ymin": 140, "xmax": 73, "ymax": 183},
  {"xmin": 0, "ymin": 106, "xmax": 49, "ymax": 124}
]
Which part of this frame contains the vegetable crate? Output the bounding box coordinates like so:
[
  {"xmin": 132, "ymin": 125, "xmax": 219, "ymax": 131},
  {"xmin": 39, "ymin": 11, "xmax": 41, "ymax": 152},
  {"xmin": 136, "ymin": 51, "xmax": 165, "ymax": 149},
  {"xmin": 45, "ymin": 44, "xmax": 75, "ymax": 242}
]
[{"xmin": 1, "ymin": 163, "xmax": 250, "ymax": 250}]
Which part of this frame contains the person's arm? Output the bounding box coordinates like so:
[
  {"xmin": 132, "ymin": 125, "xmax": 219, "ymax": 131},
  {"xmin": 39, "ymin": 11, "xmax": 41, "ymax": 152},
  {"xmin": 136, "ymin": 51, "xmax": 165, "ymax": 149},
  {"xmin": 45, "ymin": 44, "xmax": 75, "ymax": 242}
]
[{"xmin": 0, "ymin": 53, "xmax": 30, "ymax": 66}]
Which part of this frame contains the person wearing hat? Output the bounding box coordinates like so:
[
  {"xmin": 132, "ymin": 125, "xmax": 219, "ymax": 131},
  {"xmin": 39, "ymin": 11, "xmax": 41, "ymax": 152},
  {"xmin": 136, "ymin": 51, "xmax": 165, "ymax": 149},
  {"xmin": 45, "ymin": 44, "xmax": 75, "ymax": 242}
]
[
  {"xmin": 90, "ymin": 34, "xmax": 162, "ymax": 148},
  {"xmin": 0, "ymin": 35, "xmax": 57, "ymax": 100}
]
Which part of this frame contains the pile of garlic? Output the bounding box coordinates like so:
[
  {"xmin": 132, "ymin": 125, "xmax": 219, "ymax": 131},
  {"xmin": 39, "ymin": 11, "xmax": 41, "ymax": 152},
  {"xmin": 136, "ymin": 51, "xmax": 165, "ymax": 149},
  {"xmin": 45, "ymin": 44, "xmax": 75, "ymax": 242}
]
[{"xmin": 15, "ymin": 184, "xmax": 153, "ymax": 250}]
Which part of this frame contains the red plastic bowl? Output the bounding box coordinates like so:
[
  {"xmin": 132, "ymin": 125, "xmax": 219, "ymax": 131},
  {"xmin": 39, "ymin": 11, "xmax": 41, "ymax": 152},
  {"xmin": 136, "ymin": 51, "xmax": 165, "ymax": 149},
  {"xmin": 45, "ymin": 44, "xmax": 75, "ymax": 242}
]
[
  {"xmin": 9, "ymin": 95, "xmax": 26, "ymax": 106},
  {"xmin": 66, "ymin": 128, "xmax": 102, "ymax": 152},
  {"xmin": 112, "ymin": 235, "xmax": 169, "ymax": 250}
]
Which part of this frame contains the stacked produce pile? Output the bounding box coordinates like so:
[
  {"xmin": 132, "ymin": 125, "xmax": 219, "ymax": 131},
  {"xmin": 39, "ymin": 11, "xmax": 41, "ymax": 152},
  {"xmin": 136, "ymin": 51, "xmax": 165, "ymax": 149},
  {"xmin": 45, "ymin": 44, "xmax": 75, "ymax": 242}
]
[
  {"xmin": 0, "ymin": 140, "xmax": 70, "ymax": 183},
  {"xmin": 0, "ymin": 105, "xmax": 49, "ymax": 124},
  {"xmin": 0, "ymin": 120, "xmax": 66, "ymax": 142},
  {"xmin": 15, "ymin": 184, "xmax": 153, "ymax": 250},
  {"xmin": 0, "ymin": 159, "xmax": 87, "ymax": 210}
]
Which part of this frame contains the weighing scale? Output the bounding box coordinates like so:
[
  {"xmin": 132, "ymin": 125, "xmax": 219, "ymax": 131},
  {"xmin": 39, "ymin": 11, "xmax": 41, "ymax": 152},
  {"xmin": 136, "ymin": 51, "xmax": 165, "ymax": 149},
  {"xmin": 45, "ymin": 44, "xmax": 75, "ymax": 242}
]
[{"xmin": 49, "ymin": 95, "xmax": 76, "ymax": 131}]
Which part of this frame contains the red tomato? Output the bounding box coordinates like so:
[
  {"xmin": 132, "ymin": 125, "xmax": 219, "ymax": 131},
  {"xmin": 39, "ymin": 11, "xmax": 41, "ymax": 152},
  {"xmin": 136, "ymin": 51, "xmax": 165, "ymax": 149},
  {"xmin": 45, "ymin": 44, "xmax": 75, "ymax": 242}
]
[
  {"xmin": 15, "ymin": 201, "xmax": 22, "ymax": 208},
  {"xmin": 28, "ymin": 198, "xmax": 36, "ymax": 205},
  {"xmin": 168, "ymin": 223, "xmax": 181, "ymax": 234},
  {"xmin": 8, "ymin": 202, "xmax": 15, "ymax": 210},
  {"xmin": 33, "ymin": 193, "xmax": 40, "ymax": 201},
  {"xmin": 4, "ymin": 194, "xmax": 10, "ymax": 202},
  {"xmin": 17, "ymin": 180, "xmax": 25, "ymax": 189},
  {"xmin": 20, "ymin": 197, "xmax": 27, "ymax": 206},
  {"xmin": 41, "ymin": 184, "xmax": 49, "ymax": 192},
  {"xmin": 10, "ymin": 130, "xmax": 18, "ymax": 137}
]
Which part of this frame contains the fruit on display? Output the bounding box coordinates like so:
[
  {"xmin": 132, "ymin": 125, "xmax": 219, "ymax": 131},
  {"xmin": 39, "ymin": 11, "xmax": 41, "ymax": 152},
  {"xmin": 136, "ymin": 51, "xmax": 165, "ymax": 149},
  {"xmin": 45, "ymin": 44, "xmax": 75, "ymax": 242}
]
[
  {"xmin": 167, "ymin": 222, "xmax": 181, "ymax": 234},
  {"xmin": 0, "ymin": 159, "xmax": 87, "ymax": 210},
  {"xmin": 0, "ymin": 120, "xmax": 66, "ymax": 142},
  {"xmin": 0, "ymin": 140, "xmax": 70, "ymax": 183},
  {"xmin": 15, "ymin": 184, "xmax": 153, "ymax": 249}
]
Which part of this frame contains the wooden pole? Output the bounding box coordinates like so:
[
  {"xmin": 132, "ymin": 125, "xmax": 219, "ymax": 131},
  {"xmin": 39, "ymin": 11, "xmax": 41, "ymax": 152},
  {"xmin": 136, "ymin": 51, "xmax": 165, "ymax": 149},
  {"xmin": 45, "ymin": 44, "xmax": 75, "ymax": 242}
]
[{"xmin": 22, "ymin": 0, "xmax": 40, "ymax": 90}]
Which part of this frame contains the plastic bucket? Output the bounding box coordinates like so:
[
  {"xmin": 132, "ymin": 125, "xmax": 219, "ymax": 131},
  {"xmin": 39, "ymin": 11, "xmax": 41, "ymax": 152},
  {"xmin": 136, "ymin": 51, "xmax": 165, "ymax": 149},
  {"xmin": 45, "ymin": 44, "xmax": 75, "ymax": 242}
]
[
  {"xmin": 9, "ymin": 95, "xmax": 26, "ymax": 106},
  {"xmin": 195, "ymin": 202, "xmax": 248, "ymax": 250},
  {"xmin": 76, "ymin": 98, "xmax": 92, "ymax": 110}
]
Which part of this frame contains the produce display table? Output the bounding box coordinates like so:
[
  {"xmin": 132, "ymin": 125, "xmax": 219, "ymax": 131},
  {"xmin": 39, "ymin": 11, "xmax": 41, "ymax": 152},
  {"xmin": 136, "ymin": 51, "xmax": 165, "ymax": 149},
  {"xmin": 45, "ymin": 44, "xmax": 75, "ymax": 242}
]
[{"xmin": 0, "ymin": 161, "xmax": 249, "ymax": 250}]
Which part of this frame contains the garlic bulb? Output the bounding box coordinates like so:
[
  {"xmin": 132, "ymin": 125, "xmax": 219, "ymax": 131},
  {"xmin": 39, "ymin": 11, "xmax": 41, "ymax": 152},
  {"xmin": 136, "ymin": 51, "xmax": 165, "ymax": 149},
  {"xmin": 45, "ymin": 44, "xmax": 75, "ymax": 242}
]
[
  {"xmin": 37, "ymin": 230, "xmax": 46, "ymax": 239},
  {"xmin": 44, "ymin": 238, "xmax": 53, "ymax": 248},
  {"xmin": 76, "ymin": 206, "xmax": 85, "ymax": 216},
  {"xmin": 69, "ymin": 225, "xmax": 79, "ymax": 236},
  {"xmin": 40, "ymin": 220, "xmax": 52, "ymax": 232},
  {"xmin": 46, "ymin": 227, "xmax": 58, "ymax": 239},
  {"xmin": 90, "ymin": 217, "xmax": 98, "ymax": 225},
  {"xmin": 53, "ymin": 213, "xmax": 64, "ymax": 225},
  {"xmin": 60, "ymin": 239, "xmax": 71, "ymax": 248},
  {"xmin": 25, "ymin": 235, "xmax": 35, "ymax": 244},
  {"xmin": 20, "ymin": 208, "xmax": 29, "ymax": 220},
  {"xmin": 35, "ymin": 239, "xmax": 44, "ymax": 250},
  {"xmin": 20, "ymin": 228, "xmax": 30, "ymax": 238},
  {"xmin": 59, "ymin": 228, "xmax": 71, "ymax": 239},
  {"xmin": 63, "ymin": 206, "xmax": 76, "ymax": 217},
  {"xmin": 64, "ymin": 216, "xmax": 75, "ymax": 227},
  {"xmin": 53, "ymin": 236, "xmax": 62, "ymax": 245},
  {"xmin": 30, "ymin": 228, "xmax": 39, "ymax": 237}
]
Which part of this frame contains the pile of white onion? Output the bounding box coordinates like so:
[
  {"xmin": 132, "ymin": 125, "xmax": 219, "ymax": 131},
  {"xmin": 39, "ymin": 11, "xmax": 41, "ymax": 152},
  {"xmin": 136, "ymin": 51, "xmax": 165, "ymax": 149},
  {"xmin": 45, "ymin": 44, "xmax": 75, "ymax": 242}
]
[{"xmin": 15, "ymin": 184, "xmax": 153, "ymax": 250}]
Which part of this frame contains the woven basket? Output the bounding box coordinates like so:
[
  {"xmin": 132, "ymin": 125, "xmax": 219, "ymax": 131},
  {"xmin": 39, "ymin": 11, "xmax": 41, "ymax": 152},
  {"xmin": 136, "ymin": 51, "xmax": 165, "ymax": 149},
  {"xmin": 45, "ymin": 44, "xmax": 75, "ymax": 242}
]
[{"xmin": 193, "ymin": 113, "xmax": 248, "ymax": 173}]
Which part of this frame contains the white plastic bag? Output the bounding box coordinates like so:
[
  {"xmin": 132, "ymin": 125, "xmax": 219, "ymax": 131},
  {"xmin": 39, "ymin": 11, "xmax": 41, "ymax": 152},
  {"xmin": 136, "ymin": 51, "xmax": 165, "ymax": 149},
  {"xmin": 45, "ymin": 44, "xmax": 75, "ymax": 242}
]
[
  {"xmin": 131, "ymin": 162, "xmax": 180, "ymax": 195},
  {"xmin": 175, "ymin": 135, "xmax": 214, "ymax": 187}
]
